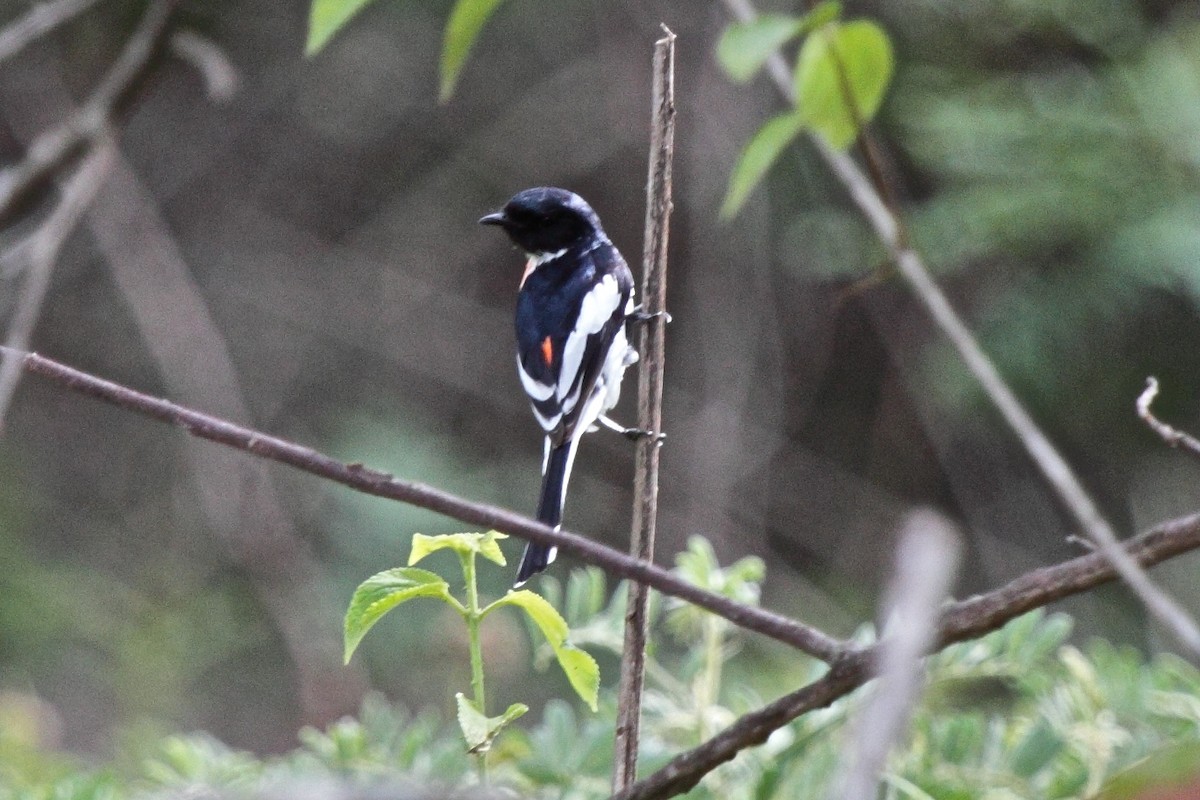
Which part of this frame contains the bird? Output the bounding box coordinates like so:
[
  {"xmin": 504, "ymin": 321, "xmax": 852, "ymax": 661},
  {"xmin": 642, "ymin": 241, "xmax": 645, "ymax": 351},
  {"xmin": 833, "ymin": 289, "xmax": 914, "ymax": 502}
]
[{"xmin": 481, "ymin": 187, "xmax": 642, "ymax": 586}]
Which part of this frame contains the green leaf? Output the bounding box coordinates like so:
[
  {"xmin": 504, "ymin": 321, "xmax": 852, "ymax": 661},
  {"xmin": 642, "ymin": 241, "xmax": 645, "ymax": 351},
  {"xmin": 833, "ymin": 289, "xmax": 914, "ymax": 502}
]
[
  {"xmin": 455, "ymin": 694, "xmax": 528, "ymax": 753},
  {"xmin": 306, "ymin": 0, "xmax": 378, "ymax": 56},
  {"xmin": 794, "ymin": 20, "xmax": 894, "ymax": 149},
  {"xmin": 720, "ymin": 111, "xmax": 806, "ymax": 219},
  {"xmin": 343, "ymin": 567, "xmax": 454, "ymax": 662},
  {"xmin": 716, "ymin": 4, "xmax": 843, "ymax": 84},
  {"xmin": 489, "ymin": 590, "xmax": 600, "ymax": 711},
  {"xmin": 717, "ymin": 15, "xmax": 807, "ymax": 83},
  {"xmin": 1009, "ymin": 719, "xmax": 1063, "ymax": 777},
  {"xmin": 439, "ymin": 0, "xmax": 506, "ymax": 102},
  {"xmin": 408, "ymin": 531, "xmax": 507, "ymax": 566},
  {"xmin": 804, "ymin": 1, "xmax": 844, "ymax": 33}
]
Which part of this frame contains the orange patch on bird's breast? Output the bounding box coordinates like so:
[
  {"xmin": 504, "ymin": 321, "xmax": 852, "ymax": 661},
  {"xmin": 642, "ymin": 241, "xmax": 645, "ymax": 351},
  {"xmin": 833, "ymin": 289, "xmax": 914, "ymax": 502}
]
[{"xmin": 541, "ymin": 336, "xmax": 554, "ymax": 366}]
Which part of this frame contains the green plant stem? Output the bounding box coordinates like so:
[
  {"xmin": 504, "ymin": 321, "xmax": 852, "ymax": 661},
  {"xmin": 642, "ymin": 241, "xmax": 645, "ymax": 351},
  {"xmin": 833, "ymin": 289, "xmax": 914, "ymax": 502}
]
[
  {"xmin": 696, "ymin": 616, "xmax": 724, "ymax": 744},
  {"xmin": 461, "ymin": 551, "xmax": 488, "ymax": 783}
]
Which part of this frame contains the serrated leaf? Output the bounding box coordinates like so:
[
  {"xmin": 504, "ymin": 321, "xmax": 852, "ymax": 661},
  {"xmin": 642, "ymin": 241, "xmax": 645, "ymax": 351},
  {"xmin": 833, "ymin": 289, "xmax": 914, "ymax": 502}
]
[
  {"xmin": 794, "ymin": 20, "xmax": 894, "ymax": 149},
  {"xmin": 439, "ymin": 0, "xmax": 506, "ymax": 102},
  {"xmin": 408, "ymin": 531, "xmax": 507, "ymax": 566},
  {"xmin": 344, "ymin": 567, "xmax": 453, "ymax": 662},
  {"xmin": 306, "ymin": 0, "xmax": 378, "ymax": 56},
  {"xmin": 490, "ymin": 590, "xmax": 599, "ymax": 711},
  {"xmin": 455, "ymin": 694, "xmax": 528, "ymax": 753},
  {"xmin": 721, "ymin": 111, "xmax": 806, "ymax": 219}
]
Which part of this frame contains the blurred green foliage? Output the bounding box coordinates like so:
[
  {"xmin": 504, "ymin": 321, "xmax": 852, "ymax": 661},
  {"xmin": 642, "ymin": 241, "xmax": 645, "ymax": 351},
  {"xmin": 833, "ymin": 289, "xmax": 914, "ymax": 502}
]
[{"xmin": 6, "ymin": 585, "xmax": 1200, "ymax": 799}]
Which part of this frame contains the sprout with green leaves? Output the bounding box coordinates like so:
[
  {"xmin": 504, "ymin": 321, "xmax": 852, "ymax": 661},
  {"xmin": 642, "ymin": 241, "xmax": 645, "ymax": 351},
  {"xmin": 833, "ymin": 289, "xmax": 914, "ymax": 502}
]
[{"xmin": 343, "ymin": 530, "xmax": 598, "ymax": 780}]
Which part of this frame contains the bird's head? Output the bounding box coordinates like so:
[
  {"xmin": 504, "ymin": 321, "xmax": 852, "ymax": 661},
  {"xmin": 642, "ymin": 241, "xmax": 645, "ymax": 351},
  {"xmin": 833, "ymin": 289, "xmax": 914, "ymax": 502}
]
[{"xmin": 479, "ymin": 187, "xmax": 605, "ymax": 257}]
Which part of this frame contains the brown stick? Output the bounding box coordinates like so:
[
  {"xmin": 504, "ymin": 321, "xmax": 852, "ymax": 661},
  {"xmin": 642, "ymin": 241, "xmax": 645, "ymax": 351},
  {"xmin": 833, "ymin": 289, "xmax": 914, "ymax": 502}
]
[
  {"xmin": 0, "ymin": 140, "xmax": 113, "ymax": 422},
  {"xmin": 6, "ymin": 347, "xmax": 846, "ymax": 662},
  {"xmin": 1136, "ymin": 377, "xmax": 1200, "ymax": 461},
  {"xmin": 613, "ymin": 26, "xmax": 676, "ymax": 792}
]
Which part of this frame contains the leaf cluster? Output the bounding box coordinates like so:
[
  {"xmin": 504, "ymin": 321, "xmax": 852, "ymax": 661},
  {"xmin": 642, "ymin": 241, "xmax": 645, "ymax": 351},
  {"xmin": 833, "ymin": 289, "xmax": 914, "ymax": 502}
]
[{"xmin": 716, "ymin": 3, "xmax": 895, "ymax": 217}]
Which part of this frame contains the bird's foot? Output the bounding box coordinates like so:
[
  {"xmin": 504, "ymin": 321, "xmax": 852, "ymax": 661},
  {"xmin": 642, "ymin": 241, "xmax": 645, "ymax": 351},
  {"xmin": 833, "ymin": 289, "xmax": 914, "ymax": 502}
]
[
  {"xmin": 629, "ymin": 305, "xmax": 672, "ymax": 324},
  {"xmin": 599, "ymin": 415, "xmax": 666, "ymax": 445}
]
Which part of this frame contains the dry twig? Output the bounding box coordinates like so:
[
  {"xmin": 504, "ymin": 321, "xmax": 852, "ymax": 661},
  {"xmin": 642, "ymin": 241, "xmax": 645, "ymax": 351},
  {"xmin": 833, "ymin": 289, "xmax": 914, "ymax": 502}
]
[
  {"xmin": 4, "ymin": 347, "xmax": 846, "ymax": 662},
  {"xmin": 1136, "ymin": 377, "xmax": 1200, "ymax": 460},
  {"xmin": 0, "ymin": 139, "xmax": 113, "ymax": 422},
  {"xmin": 613, "ymin": 26, "xmax": 676, "ymax": 792},
  {"xmin": 170, "ymin": 29, "xmax": 239, "ymax": 102}
]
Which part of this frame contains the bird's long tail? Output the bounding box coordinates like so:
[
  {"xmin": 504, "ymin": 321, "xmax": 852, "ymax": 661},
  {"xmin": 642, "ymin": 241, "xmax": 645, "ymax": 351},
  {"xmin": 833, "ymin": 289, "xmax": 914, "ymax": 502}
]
[{"xmin": 515, "ymin": 439, "xmax": 575, "ymax": 586}]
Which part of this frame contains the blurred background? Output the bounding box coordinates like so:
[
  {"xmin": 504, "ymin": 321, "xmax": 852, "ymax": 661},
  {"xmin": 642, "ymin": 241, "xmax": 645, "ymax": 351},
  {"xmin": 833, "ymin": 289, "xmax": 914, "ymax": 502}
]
[{"xmin": 3, "ymin": 0, "xmax": 1200, "ymax": 761}]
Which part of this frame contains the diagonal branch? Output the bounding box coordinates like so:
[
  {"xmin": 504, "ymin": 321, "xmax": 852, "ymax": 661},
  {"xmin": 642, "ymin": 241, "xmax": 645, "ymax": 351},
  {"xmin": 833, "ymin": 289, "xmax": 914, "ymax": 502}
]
[
  {"xmin": 613, "ymin": 26, "xmax": 676, "ymax": 792},
  {"xmin": 0, "ymin": 138, "xmax": 113, "ymax": 422},
  {"xmin": 715, "ymin": 0, "xmax": 1200, "ymax": 660},
  {"xmin": 0, "ymin": 0, "xmax": 179, "ymax": 222},
  {"xmin": 617, "ymin": 508, "xmax": 1200, "ymax": 800},
  {"xmin": 5, "ymin": 347, "xmax": 847, "ymax": 663},
  {"xmin": 0, "ymin": 0, "xmax": 102, "ymax": 64}
]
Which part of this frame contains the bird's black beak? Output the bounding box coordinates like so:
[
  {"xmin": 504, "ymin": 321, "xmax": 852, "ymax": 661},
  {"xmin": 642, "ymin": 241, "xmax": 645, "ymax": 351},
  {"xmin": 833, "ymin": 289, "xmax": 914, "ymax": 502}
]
[{"xmin": 479, "ymin": 211, "xmax": 507, "ymax": 227}]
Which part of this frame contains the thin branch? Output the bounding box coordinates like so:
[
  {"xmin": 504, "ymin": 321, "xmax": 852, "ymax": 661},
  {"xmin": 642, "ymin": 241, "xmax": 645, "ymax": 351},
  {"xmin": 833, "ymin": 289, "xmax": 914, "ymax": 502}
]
[
  {"xmin": 829, "ymin": 510, "xmax": 961, "ymax": 800},
  {"xmin": 0, "ymin": 0, "xmax": 179, "ymax": 221},
  {"xmin": 716, "ymin": 0, "xmax": 1200, "ymax": 660},
  {"xmin": 613, "ymin": 26, "xmax": 676, "ymax": 793},
  {"xmin": 1136, "ymin": 377, "xmax": 1200, "ymax": 461},
  {"xmin": 0, "ymin": 138, "xmax": 113, "ymax": 423},
  {"xmin": 617, "ymin": 508, "xmax": 1200, "ymax": 800},
  {"xmin": 169, "ymin": 29, "xmax": 239, "ymax": 102},
  {"xmin": 0, "ymin": 0, "xmax": 101, "ymax": 64},
  {"xmin": 6, "ymin": 348, "xmax": 848, "ymax": 663}
]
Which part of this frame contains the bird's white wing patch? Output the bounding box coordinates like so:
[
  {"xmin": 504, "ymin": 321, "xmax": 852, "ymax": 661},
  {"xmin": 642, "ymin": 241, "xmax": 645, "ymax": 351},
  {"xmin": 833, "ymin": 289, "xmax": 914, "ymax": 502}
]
[
  {"xmin": 517, "ymin": 353, "xmax": 555, "ymax": 401},
  {"xmin": 558, "ymin": 274, "xmax": 621, "ymax": 404}
]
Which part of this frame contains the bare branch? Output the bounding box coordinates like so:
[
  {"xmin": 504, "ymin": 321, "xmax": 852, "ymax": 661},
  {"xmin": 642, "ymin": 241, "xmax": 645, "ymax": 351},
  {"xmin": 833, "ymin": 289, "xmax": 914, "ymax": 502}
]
[
  {"xmin": 1136, "ymin": 377, "xmax": 1200, "ymax": 461},
  {"xmin": 829, "ymin": 510, "xmax": 961, "ymax": 800},
  {"xmin": 0, "ymin": 138, "xmax": 113, "ymax": 422},
  {"xmin": 0, "ymin": 0, "xmax": 101, "ymax": 64},
  {"xmin": 613, "ymin": 26, "xmax": 676, "ymax": 792},
  {"xmin": 715, "ymin": 0, "xmax": 1200, "ymax": 660},
  {"xmin": 170, "ymin": 29, "xmax": 239, "ymax": 102},
  {"xmin": 618, "ymin": 509, "xmax": 1200, "ymax": 800},
  {"xmin": 0, "ymin": 0, "xmax": 179, "ymax": 221},
  {"xmin": 6, "ymin": 348, "xmax": 848, "ymax": 662}
]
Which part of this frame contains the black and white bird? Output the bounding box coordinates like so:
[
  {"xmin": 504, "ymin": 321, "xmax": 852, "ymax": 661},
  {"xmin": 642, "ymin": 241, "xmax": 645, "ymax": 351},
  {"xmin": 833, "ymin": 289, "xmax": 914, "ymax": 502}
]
[{"xmin": 480, "ymin": 187, "xmax": 640, "ymax": 585}]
